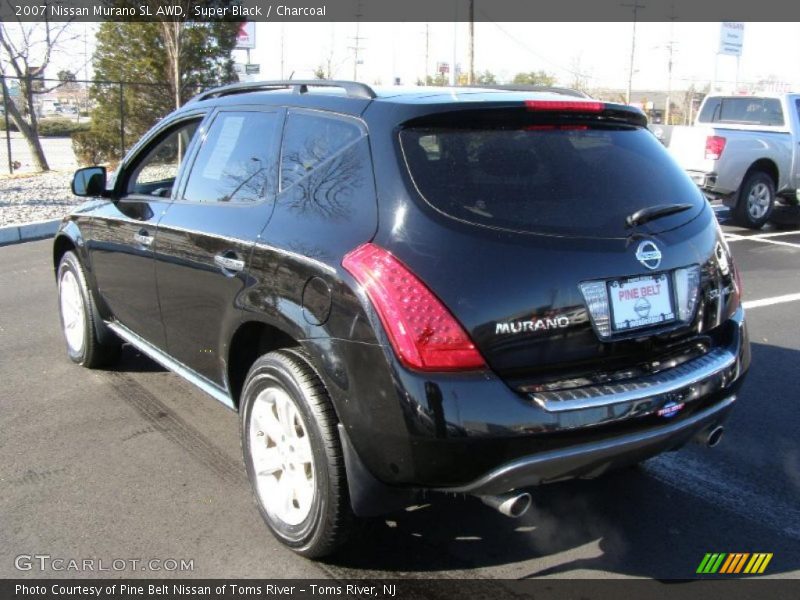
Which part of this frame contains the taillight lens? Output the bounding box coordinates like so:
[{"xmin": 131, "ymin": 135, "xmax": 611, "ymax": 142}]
[
  {"xmin": 342, "ymin": 243, "xmax": 486, "ymax": 371},
  {"xmin": 705, "ymin": 135, "xmax": 726, "ymax": 160},
  {"xmin": 525, "ymin": 100, "xmax": 605, "ymax": 112},
  {"xmin": 673, "ymin": 265, "xmax": 702, "ymax": 322}
]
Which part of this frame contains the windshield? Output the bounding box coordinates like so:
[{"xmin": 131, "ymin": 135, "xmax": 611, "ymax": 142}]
[{"xmin": 400, "ymin": 125, "xmax": 705, "ymax": 238}]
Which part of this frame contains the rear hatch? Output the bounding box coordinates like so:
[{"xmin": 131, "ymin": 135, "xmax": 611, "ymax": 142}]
[{"xmin": 390, "ymin": 101, "xmax": 735, "ymax": 389}]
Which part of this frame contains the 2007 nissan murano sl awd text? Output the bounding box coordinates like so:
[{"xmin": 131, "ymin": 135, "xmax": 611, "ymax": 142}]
[{"xmin": 54, "ymin": 80, "xmax": 750, "ymax": 557}]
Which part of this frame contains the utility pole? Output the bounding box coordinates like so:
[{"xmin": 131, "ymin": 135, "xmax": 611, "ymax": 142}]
[
  {"xmin": 423, "ymin": 24, "xmax": 430, "ymax": 85},
  {"xmin": 468, "ymin": 0, "xmax": 475, "ymax": 85},
  {"xmin": 452, "ymin": 0, "xmax": 458, "ymax": 86},
  {"xmin": 280, "ymin": 26, "xmax": 285, "ymax": 79},
  {"xmin": 622, "ymin": 2, "xmax": 646, "ymax": 105},
  {"xmin": 350, "ymin": 1, "xmax": 365, "ymax": 81},
  {"xmin": 665, "ymin": 12, "xmax": 677, "ymax": 125}
]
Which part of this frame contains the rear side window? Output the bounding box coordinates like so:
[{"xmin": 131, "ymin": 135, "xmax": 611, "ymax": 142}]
[
  {"xmin": 182, "ymin": 111, "xmax": 281, "ymax": 203},
  {"xmin": 280, "ymin": 111, "xmax": 364, "ymax": 191},
  {"xmin": 698, "ymin": 97, "xmax": 784, "ymax": 126},
  {"xmin": 400, "ymin": 126, "xmax": 705, "ymax": 238}
]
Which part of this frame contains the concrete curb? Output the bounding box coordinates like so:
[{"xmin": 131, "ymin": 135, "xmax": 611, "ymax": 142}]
[{"xmin": 0, "ymin": 218, "xmax": 60, "ymax": 247}]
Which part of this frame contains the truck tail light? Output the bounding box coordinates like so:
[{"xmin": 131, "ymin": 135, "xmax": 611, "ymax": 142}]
[
  {"xmin": 343, "ymin": 243, "xmax": 486, "ymax": 371},
  {"xmin": 705, "ymin": 135, "xmax": 726, "ymax": 160}
]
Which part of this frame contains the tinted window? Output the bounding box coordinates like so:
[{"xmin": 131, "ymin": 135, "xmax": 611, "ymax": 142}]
[
  {"xmin": 698, "ymin": 97, "xmax": 784, "ymax": 126},
  {"xmin": 182, "ymin": 111, "xmax": 281, "ymax": 203},
  {"xmin": 400, "ymin": 126, "xmax": 705, "ymax": 238},
  {"xmin": 128, "ymin": 120, "xmax": 200, "ymax": 197},
  {"xmin": 280, "ymin": 112, "xmax": 363, "ymax": 191}
]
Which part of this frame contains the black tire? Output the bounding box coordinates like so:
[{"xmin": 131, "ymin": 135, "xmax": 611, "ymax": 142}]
[
  {"xmin": 240, "ymin": 349, "xmax": 355, "ymax": 558},
  {"xmin": 733, "ymin": 171, "xmax": 775, "ymax": 229},
  {"xmin": 56, "ymin": 251, "xmax": 120, "ymax": 368}
]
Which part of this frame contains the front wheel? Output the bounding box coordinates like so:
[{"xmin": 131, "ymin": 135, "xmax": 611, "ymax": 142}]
[
  {"xmin": 241, "ymin": 349, "xmax": 355, "ymax": 558},
  {"xmin": 733, "ymin": 171, "xmax": 775, "ymax": 229}
]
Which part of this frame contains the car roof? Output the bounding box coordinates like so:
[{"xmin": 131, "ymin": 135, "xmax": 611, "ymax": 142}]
[
  {"xmin": 185, "ymin": 80, "xmax": 593, "ymax": 112},
  {"xmin": 180, "ymin": 80, "xmax": 643, "ymax": 126}
]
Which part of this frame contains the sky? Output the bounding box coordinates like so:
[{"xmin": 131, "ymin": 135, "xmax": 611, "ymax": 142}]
[{"xmin": 36, "ymin": 21, "xmax": 800, "ymax": 93}]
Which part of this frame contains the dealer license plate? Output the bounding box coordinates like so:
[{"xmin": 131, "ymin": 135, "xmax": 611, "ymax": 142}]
[{"xmin": 608, "ymin": 273, "xmax": 675, "ymax": 332}]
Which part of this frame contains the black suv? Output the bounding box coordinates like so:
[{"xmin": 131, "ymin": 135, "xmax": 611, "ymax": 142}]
[{"xmin": 55, "ymin": 81, "xmax": 750, "ymax": 557}]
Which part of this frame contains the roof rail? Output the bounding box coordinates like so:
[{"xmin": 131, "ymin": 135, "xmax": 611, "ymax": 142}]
[
  {"xmin": 475, "ymin": 84, "xmax": 592, "ymax": 99},
  {"xmin": 190, "ymin": 80, "xmax": 377, "ymax": 103}
]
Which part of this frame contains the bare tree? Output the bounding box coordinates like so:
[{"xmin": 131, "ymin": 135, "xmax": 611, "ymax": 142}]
[
  {"xmin": 0, "ymin": 4, "xmax": 76, "ymax": 171},
  {"xmin": 159, "ymin": 20, "xmax": 184, "ymax": 111}
]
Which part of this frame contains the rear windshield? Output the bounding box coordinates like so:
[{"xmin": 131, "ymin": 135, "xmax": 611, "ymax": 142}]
[
  {"xmin": 697, "ymin": 97, "xmax": 784, "ymax": 126},
  {"xmin": 400, "ymin": 126, "xmax": 705, "ymax": 237}
]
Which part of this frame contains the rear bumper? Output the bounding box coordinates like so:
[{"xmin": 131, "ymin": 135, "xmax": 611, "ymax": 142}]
[
  {"xmin": 687, "ymin": 169, "xmax": 719, "ymax": 191},
  {"xmin": 437, "ymin": 394, "xmax": 735, "ymax": 495},
  {"xmin": 330, "ymin": 307, "xmax": 748, "ymax": 498}
]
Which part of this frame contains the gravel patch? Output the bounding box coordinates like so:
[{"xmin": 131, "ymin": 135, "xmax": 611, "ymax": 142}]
[{"xmin": 0, "ymin": 171, "xmax": 82, "ymax": 226}]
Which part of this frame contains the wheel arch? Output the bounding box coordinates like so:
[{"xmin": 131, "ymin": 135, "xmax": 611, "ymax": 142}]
[
  {"xmin": 742, "ymin": 159, "xmax": 779, "ymax": 190},
  {"xmin": 226, "ymin": 319, "xmax": 301, "ymax": 410},
  {"xmin": 52, "ymin": 234, "xmax": 76, "ymax": 277}
]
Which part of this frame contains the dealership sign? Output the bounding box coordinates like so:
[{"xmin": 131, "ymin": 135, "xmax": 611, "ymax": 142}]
[
  {"xmin": 236, "ymin": 22, "xmax": 256, "ymax": 49},
  {"xmin": 719, "ymin": 22, "xmax": 744, "ymax": 56}
]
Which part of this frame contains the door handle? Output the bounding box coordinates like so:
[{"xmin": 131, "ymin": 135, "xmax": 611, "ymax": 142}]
[
  {"xmin": 134, "ymin": 230, "xmax": 153, "ymax": 246},
  {"xmin": 214, "ymin": 253, "xmax": 245, "ymax": 273}
]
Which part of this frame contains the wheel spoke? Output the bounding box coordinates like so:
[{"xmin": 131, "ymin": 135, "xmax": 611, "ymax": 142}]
[
  {"xmin": 253, "ymin": 404, "xmax": 283, "ymax": 444},
  {"xmin": 293, "ymin": 434, "xmax": 313, "ymax": 465},
  {"xmin": 276, "ymin": 393, "xmax": 295, "ymax": 438},
  {"xmin": 277, "ymin": 472, "xmax": 295, "ymax": 516},
  {"xmin": 252, "ymin": 446, "xmax": 283, "ymax": 477},
  {"xmin": 295, "ymin": 475, "xmax": 314, "ymax": 513}
]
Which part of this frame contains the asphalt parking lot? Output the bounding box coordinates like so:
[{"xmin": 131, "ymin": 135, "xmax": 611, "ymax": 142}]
[{"xmin": 1, "ymin": 206, "xmax": 799, "ymax": 581}]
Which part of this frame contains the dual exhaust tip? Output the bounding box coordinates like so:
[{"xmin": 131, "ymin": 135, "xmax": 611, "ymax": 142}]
[
  {"xmin": 695, "ymin": 425, "xmax": 725, "ymax": 448},
  {"xmin": 478, "ymin": 424, "xmax": 725, "ymax": 519},
  {"xmin": 479, "ymin": 491, "xmax": 532, "ymax": 518}
]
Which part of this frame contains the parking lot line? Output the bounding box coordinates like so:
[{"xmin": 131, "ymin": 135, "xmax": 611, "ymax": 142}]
[
  {"xmin": 742, "ymin": 292, "xmax": 800, "ymax": 310},
  {"xmin": 724, "ymin": 234, "xmax": 800, "ymax": 250}
]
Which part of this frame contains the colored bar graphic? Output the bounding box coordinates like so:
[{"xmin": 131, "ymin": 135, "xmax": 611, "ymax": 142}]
[{"xmin": 698, "ymin": 552, "xmax": 773, "ymax": 575}]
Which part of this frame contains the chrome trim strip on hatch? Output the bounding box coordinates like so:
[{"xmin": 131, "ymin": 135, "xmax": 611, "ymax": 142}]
[
  {"xmin": 106, "ymin": 321, "xmax": 236, "ymax": 411},
  {"xmin": 531, "ymin": 347, "xmax": 737, "ymax": 412}
]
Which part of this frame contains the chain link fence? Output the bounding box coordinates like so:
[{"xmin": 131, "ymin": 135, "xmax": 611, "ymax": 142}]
[{"xmin": 1, "ymin": 74, "xmax": 170, "ymax": 174}]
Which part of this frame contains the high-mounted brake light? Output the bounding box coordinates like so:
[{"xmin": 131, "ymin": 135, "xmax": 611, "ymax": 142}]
[
  {"xmin": 342, "ymin": 243, "xmax": 486, "ymax": 371},
  {"xmin": 525, "ymin": 100, "xmax": 605, "ymax": 112},
  {"xmin": 705, "ymin": 135, "xmax": 727, "ymax": 160}
]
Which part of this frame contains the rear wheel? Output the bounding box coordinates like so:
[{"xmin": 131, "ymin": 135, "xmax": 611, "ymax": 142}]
[
  {"xmin": 57, "ymin": 251, "xmax": 120, "ymax": 368},
  {"xmin": 241, "ymin": 349, "xmax": 355, "ymax": 558},
  {"xmin": 733, "ymin": 171, "xmax": 775, "ymax": 229}
]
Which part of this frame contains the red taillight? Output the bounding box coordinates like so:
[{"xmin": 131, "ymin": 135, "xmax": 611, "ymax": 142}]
[
  {"xmin": 342, "ymin": 243, "xmax": 486, "ymax": 371},
  {"xmin": 705, "ymin": 135, "xmax": 727, "ymax": 160},
  {"xmin": 525, "ymin": 100, "xmax": 605, "ymax": 112}
]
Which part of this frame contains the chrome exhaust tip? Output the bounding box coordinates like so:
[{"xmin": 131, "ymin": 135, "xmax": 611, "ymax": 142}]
[
  {"xmin": 478, "ymin": 492, "xmax": 532, "ymax": 518},
  {"xmin": 706, "ymin": 425, "xmax": 724, "ymax": 448},
  {"xmin": 694, "ymin": 425, "xmax": 725, "ymax": 448}
]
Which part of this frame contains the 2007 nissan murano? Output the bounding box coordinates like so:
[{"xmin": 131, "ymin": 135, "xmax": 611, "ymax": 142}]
[{"xmin": 55, "ymin": 81, "xmax": 750, "ymax": 557}]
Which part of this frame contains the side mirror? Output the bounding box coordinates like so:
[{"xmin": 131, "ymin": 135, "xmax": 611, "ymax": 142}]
[{"xmin": 71, "ymin": 166, "xmax": 107, "ymax": 197}]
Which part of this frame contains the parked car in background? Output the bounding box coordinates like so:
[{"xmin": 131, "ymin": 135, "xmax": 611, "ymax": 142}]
[
  {"xmin": 663, "ymin": 93, "xmax": 800, "ymax": 228},
  {"xmin": 54, "ymin": 81, "xmax": 750, "ymax": 558}
]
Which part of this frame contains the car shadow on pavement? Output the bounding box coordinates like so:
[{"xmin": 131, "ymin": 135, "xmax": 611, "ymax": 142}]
[
  {"xmin": 324, "ymin": 342, "xmax": 800, "ymax": 579},
  {"xmin": 111, "ymin": 343, "xmax": 168, "ymax": 373}
]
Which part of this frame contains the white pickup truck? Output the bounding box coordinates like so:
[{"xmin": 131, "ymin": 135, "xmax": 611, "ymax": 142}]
[{"xmin": 664, "ymin": 93, "xmax": 800, "ymax": 228}]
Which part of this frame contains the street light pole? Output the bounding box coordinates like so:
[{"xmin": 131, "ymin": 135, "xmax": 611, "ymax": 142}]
[{"xmin": 622, "ymin": 2, "xmax": 646, "ymax": 105}]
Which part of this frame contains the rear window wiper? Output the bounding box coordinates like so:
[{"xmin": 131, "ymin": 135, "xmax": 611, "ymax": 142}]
[{"xmin": 626, "ymin": 203, "xmax": 694, "ymax": 228}]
